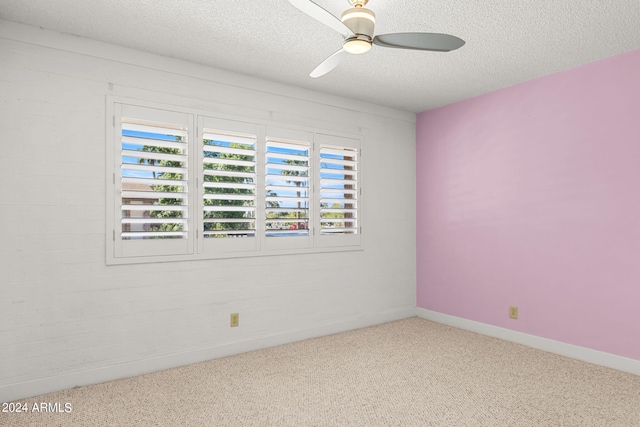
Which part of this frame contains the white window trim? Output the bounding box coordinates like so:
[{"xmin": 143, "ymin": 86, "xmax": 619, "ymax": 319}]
[{"xmin": 106, "ymin": 96, "xmax": 362, "ymax": 265}]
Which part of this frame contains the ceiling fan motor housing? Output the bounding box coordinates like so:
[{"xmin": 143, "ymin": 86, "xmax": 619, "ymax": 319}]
[{"xmin": 341, "ymin": 7, "xmax": 376, "ymax": 40}]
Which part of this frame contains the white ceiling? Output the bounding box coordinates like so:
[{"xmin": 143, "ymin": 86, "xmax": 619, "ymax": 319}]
[{"xmin": 1, "ymin": 0, "xmax": 639, "ymax": 112}]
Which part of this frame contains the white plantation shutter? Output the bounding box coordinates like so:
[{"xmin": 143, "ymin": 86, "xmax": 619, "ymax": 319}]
[
  {"xmin": 200, "ymin": 117, "xmax": 259, "ymax": 253},
  {"xmin": 108, "ymin": 99, "xmax": 362, "ymax": 264},
  {"xmin": 115, "ymin": 104, "xmax": 194, "ymax": 258},
  {"xmin": 264, "ymin": 127, "xmax": 312, "ymax": 249},
  {"xmin": 317, "ymin": 134, "xmax": 360, "ymax": 247}
]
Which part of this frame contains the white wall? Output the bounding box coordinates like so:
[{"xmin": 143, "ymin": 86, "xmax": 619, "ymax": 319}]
[{"xmin": 0, "ymin": 20, "xmax": 417, "ymax": 402}]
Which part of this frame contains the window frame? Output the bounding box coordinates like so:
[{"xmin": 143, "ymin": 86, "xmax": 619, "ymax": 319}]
[{"xmin": 106, "ymin": 97, "xmax": 362, "ymax": 265}]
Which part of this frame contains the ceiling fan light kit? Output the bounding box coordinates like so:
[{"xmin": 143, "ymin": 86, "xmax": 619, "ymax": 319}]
[
  {"xmin": 288, "ymin": 0, "xmax": 465, "ymax": 77},
  {"xmin": 343, "ymin": 36, "xmax": 373, "ymax": 54}
]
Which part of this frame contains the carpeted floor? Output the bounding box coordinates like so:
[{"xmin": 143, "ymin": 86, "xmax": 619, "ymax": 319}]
[{"xmin": 2, "ymin": 317, "xmax": 639, "ymax": 426}]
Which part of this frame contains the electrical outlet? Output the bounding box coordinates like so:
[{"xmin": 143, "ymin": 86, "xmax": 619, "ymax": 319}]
[
  {"xmin": 509, "ymin": 306, "xmax": 519, "ymax": 319},
  {"xmin": 230, "ymin": 313, "xmax": 239, "ymax": 327}
]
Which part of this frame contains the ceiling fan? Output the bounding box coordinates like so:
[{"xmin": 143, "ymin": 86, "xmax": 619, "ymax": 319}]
[{"xmin": 288, "ymin": 0, "xmax": 465, "ymax": 78}]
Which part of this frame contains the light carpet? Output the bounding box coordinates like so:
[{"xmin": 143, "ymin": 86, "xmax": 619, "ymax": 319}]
[{"xmin": 2, "ymin": 317, "xmax": 639, "ymax": 426}]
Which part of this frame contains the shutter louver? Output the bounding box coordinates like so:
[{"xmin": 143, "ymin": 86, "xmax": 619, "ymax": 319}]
[
  {"xmin": 319, "ymin": 145, "xmax": 358, "ymax": 235},
  {"xmin": 265, "ymin": 138, "xmax": 310, "ymax": 237},
  {"xmin": 120, "ymin": 119, "xmax": 189, "ymax": 240},
  {"xmin": 202, "ymin": 129, "xmax": 257, "ymax": 238}
]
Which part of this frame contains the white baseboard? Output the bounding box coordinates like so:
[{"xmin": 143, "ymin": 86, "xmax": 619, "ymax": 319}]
[
  {"xmin": 0, "ymin": 307, "xmax": 415, "ymax": 403},
  {"xmin": 416, "ymin": 307, "xmax": 640, "ymax": 376}
]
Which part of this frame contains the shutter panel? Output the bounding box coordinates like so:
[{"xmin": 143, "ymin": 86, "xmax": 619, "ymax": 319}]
[
  {"xmin": 317, "ymin": 134, "xmax": 360, "ymax": 248},
  {"xmin": 265, "ymin": 137, "xmax": 310, "ymax": 238},
  {"xmin": 120, "ymin": 118, "xmax": 189, "ymax": 241},
  {"xmin": 202, "ymin": 129, "xmax": 257, "ymax": 238},
  {"xmin": 319, "ymin": 145, "xmax": 358, "ymax": 235}
]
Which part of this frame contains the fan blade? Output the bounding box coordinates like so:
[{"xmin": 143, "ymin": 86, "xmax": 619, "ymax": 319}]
[
  {"xmin": 310, "ymin": 48, "xmax": 348, "ymax": 78},
  {"xmin": 373, "ymin": 32, "xmax": 465, "ymax": 52},
  {"xmin": 288, "ymin": 0, "xmax": 354, "ymax": 38}
]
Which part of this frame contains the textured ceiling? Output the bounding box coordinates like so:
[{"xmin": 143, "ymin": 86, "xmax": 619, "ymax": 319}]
[{"xmin": 1, "ymin": 0, "xmax": 639, "ymax": 112}]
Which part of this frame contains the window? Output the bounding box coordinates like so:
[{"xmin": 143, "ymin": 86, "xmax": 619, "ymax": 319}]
[
  {"xmin": 320, "ymin": 146, "xmax": 358, "ymax": 234},
  {"xmin": 264, "ymin": 127, "xmax": 313, "ymax": 251},
  {"xmin": 107, "ymin": 100, "xmax": 361, "ymax": 263},
  {"xmin": 200, "ymin": 117, "xmax": 258, "ymax": 255},
  {"xmin": 317, "ymin": 133, "xmax": 360, "ymax": 248},
  {"xmin": 113, "ymin": 105, "xmax": 194, "ymax": 259}
]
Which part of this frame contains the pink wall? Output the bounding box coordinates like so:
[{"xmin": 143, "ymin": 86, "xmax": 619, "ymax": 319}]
[{"xmin": 416, "ymin": 48, "xmax": 640, "ymax": 360}]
